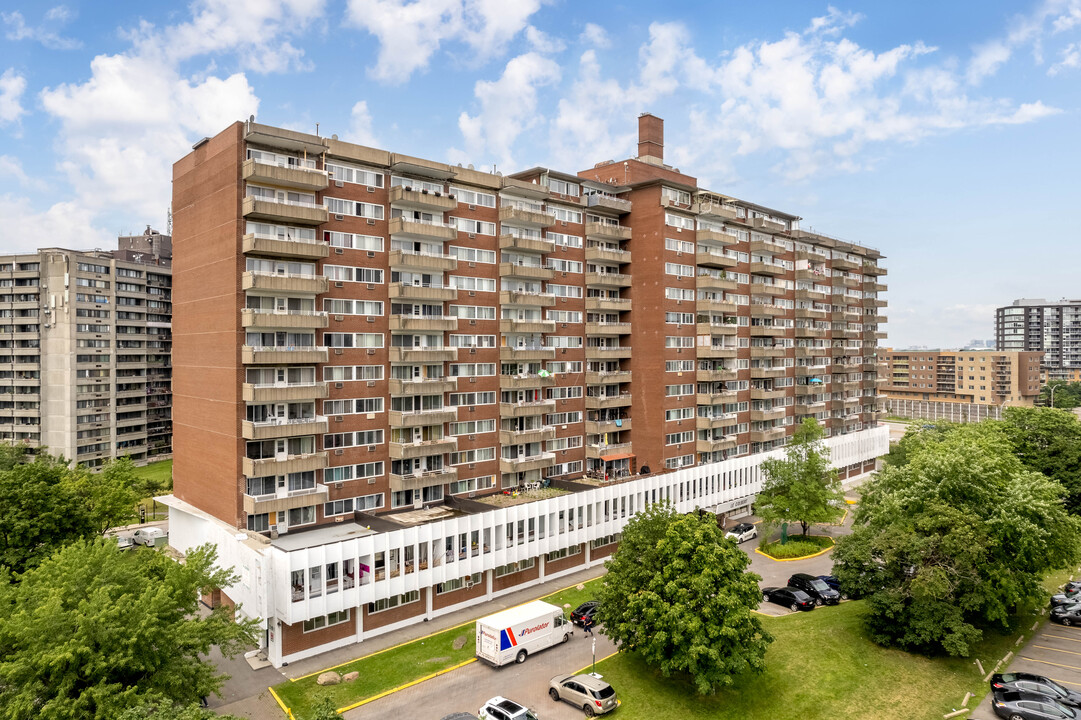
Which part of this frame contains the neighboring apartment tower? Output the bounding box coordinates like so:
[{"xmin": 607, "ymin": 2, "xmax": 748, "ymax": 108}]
[
  {"xmin": 165, "ymin": 116, "xmax": 889, "ymax": 665},
  {"xmin": 996, "ymin": 298, "xmax": 1081, "ymax": 380},
  {"xmin": 880, "ymin": 349, "xmax": 1041, "ymax": 406},
  {"xmin": 0, "ymin": 229, "xmax": 173, "ymax": 465}
]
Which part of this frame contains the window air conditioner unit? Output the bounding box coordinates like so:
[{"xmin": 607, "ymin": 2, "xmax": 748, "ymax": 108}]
[
  {"xmin": 468, "ymin": 319, "xmax": 477, "ymax": 325},
  {"xmin": 335, "ymin": 282, "xmax": 344, "ymax": 288},
  {"xmin": 335, "ymin": 214, "xmax": 344, "ymax": 221},
  {"xmin": 334, "ymin": 448, "xmax": 343, "ymax": 455},
  {"xmin": 334, "ymin": 348, "xmax": 344, "ymax": 355},
  {"xmin": 368, "ymin": 445, "xmax": 376, "ymax": 452},
  {"xmin": 367, "ymin": 186, "xmax": 375, "ymax": 193},
  {"xmin": 335, "ymin": 382, "xmax": 344, "ymax": 389},
  {"xmin": 368, "ymin": 478, "xmax": 377, "ymax": 484},
  {"xmin": 468, "ymin": 233, "xmax": 476, "ymax": 239},
  {"xmin": 334, "ymin": 248, "xmax": 345, "ymax": 255},
  {"xmin": 468, "ymin": 204, "xmax": 476, "ymax": 210},
  {"xmin": 366, "ymin": 218, "xmax": 376, "ymax": 225},
  {"xmin": 335, "ymin": 416, "xmax": 343, "ymax": 422},
  {"xmin": 469, "ymin": 377, "xmax": 476, "ymax": 383},
  {"xmin": 367, "ymin": 251, "xmax": 376, "ymax": 258},
  {"xmin": 335, "ymin": 180, "xmax": 344, "ymax": 188}
]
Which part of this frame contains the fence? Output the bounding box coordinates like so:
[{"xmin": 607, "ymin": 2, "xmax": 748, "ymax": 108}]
[{"xmin": 884, "ymin": 399, "xmax": 1003, "ymax": 423}]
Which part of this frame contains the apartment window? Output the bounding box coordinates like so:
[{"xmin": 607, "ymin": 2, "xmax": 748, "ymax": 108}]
[
  {"xmin": 665, "ymin": 336, "xmax": 694, "ymax": 349},
  {"xmin": 450, "ymin": 186, "xmax": 496, "ymax": 207},
  {"xmin": 325, "ymin": 197, "xmax": 384, "ymax": 219},
  {"xmin": 326, "ymin": 162, "xmax": 383, "ymax": 187},
  {"xmin": 665, "ymin": 263, "xmax": 694, "ymax": 278},
  {"xmin": 449, "ymin": 218, "xmax": 496, "ymax": 235},
  {"xmin": 550, "ymin": 206, "xmax": 583, "ymax": 224},
  {"xmin": 665, "ymin": 238, "xmax": 695, "ymax": 254},
  {"xmin": 449, "ymin": 246, "xmax": 496, "ymax": 263},
  {"xmin": 324, "ymin": 231, "xmax": 383, "ymax": 251},
  {"xmin": 549, "ymin": 178, "xmax": 580, "ymax": 196},
  {"xmin": 665, "ymin": 431, "xmax": 694, "ymax": 445},
  {"xmin": 548, "ymin": 232, "xmax": 582, "ymax": 248},
  {"xmin": 448, "ymin": 475, "xmax": 496, "ymax": 495},
  {"xmin": 665, "ymin": 213, "xmax": 695, "ymax": 231},
  {"xmin": 494, "ymin": 558, "xmax": 536, "ymax": 577},
  {"xmin": 368, "ymin": 591, "xmax": 420, "ymax": 614},
  {"xmin": 303, "ymin": 609, "xmax": 351, "ymax": 632},
  {"xmin": 356, "ymin": 398, "xmax": 384, "ymax": 413}
]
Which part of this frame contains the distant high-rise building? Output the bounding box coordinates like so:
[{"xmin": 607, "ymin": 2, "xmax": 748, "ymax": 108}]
[
  {"xmin": 996, "ymin": 298, "xmax": 1081, "ymax": 379},
  {"xmin": 880, "ymin": 349, "xmax": 1041, "ymax": 406},
  {"xmin": 0, "ymin": 233, "xmax": 172, "ymax": 465}
]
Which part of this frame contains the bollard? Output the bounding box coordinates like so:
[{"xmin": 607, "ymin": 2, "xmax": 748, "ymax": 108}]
[
  {"xmin": 944, "ymin": 709, "xmax": 970, "ymax": 719},
  {"xmin": 975, "ymin": 659, "xmax": 984, "ymax": 675},
  {"xmin": 962, "ymin": 692, "xmax": 971, "ymax": 707},
  {"xmin": 1016, "ymin": 635, "xmax": 1025, "ymax": 646}
]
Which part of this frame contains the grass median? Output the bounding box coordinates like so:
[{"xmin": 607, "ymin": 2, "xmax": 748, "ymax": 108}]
[{"xmin": 272, "ymin": 578, "xmax": 604, "ymax": 717}]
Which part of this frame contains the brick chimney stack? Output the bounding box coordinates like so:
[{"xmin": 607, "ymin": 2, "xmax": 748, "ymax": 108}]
[{"xmin": 637, "ymin": 113, "xmax": 664, "ymax": 163}]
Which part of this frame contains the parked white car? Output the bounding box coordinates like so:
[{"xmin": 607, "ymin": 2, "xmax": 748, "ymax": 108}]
[
  {"xmin": 725, "ymin": 522, "xmax": 758, "ymax": 543},
  {"xmin": 133, "ymin": 527, "xmax": 165, "ymax": 547}
]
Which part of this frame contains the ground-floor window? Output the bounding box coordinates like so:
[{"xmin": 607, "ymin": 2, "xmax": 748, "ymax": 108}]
[
  {"xmin": 303, "ymin": 609, "xmax": 351, "ymax": 633},
  {"xmin": 494, "ymin": 558, "xmax": 535, "ymax": 578},
  {"xmin": 546, "ymin": 545, "xmax": 582, "ymax": 562},
  {"xmin": 368, "ymin": 590, "xmax": 420, "ymax": 614},
  {"xmin": 590, "ymin": 533, "xmax": 620, "ymax": 549},
  {"xmin": 436, "ymin": 572, "xmax": 483, "ymax": 595}
]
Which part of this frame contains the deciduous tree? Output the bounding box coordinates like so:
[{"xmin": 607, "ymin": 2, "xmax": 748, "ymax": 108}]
[
  {"xmin": 1000, "ymin": 406, "xmax": 1081, "ymax": 513},
  {"xmin": 597, "ymin": 503, "xmax": 772, "ymax": 694},
  {"xmin": 756, "ymin": 418, "xmax": 844, "ymax": 536},
  {"xmin": 0, "ymin": 540, "xmax": 257, "ymax": 720}
]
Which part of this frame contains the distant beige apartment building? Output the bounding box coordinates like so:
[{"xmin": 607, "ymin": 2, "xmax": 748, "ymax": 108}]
[{"xmin": 881, "ymin": 349, "xmax": 1041, "ymax": 406}]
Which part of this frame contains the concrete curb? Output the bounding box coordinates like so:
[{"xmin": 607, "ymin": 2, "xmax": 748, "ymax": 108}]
[
  {"xmin": 336, "ymin": 658, "xmax": 478, "ymax": 714},
  {"xmin": 754, "ymin": 535, "xmax": 836, "ymax": 562},
  {"xmin": 267, "ymin": 686, "xmax": 296, "ymax": 720}
]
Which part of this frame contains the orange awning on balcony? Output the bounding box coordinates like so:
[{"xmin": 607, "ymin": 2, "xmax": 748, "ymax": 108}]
[{"xmin": 600, "ymin": 453, "xmax": 635, "ymax": 462}]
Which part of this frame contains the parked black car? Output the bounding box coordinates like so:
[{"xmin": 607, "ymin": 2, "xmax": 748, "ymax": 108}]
[
  {"xmin": 1065, "ymin": 580, "xmax": 1081, "ymax": 594},
  {"xmin": 816, "ymin": 574, "xmax": 850, "ymax": 599},
  {"xmin": 570, "ymin": 601, "xmax": 600, "ymax": 627},
  {"xmin": 788, "ymin": 573, "xmax": 841, "ymax": 605},
  {"xmin": 761, "ymin": 586, "xmax": 816, "ymax": 611},
  {"xmin": 1051, "ymin": 587, "xmax": 1081, "ymax": 607},
  {"xmin": 1051, "ymin": 602, "xmax": 1081, "ymax": 627},
  {"xmin": 991, "ymin": 689, "xmax": 1078, "ymax": 719},
  {"xmin": 992, "ymin": 672, "xmax": 1081, "ymax": 708}
]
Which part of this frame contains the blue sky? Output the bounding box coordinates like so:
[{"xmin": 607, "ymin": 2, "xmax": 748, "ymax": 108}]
[{"xmin": 1, "ymin": 0, "xmax": 1079, "ymax": 349}]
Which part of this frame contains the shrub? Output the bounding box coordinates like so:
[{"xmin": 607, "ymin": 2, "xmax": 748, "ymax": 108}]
[{"xmin": 760, "ymin": 535, "xmax": 833, "ymax": 559}]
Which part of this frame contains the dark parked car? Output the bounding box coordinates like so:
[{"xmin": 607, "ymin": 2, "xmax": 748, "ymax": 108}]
[
  {"xmin": 992, "ymin": 672, "xmax": 1081, "ymax": 708},
  {"xmin": 1065, "ymin": 580, "xmax": 1081, "ymax": 594},
  {"xmin": 761, "ymin": 586, "xmax": 816, "ymax": 611},
  {"xmin": 788, "ymin": 573, "xmax": 840, "ymax": 606},
  {"xmin": 570, "ymin": 601, "xmax": 600, "ymax": 627},
  {"xmin": 1051, "ymin": 602, "xmax": 1081, "ymax": 627},
  {"xmin": 1051, "ymin": 587, "xmax": 1081, "ymax": 607},
  {"xmin": 816, "ymin": 575, "xmax": 848, "ymax": 598},
  {"xmin": 991, "ymin": 689, "xmax": 1078, "ymax": 719}
]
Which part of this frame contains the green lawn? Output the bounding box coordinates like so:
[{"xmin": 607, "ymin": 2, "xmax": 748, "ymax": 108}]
[
  {"xmin": 133, "ymin": 458, "xmax": 172, "ymax": 490},
  {"xmin": 274, "ymin": 578, "xmax": 604, "ymax": 717}
]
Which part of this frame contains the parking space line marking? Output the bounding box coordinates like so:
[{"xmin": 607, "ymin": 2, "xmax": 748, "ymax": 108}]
[
  {"xmin": 1044, "ymin": 634, "xmax": 1081, "ymax": 644},
  {"xmin": 575, "ymin": 650, "xmax": 620, "ymax": 674},
  {"xmin": 1019, "ymin": 656, "xmax": 1081, "ymax": 673},
  {"xmin": 1044, "ymin": 676, "xmax": 1081, "ymax": 689},
  {"xmin": 1032, "ymin": 644, "xmax": 1081, "ymax": 658}
]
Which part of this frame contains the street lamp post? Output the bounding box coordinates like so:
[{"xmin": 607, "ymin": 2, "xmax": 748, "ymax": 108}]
[{"xmin": 1049, "ymin": 383, "xmax": 1059, "ymax": 408}]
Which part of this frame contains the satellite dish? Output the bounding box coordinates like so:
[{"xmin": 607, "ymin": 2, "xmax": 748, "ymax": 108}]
[
  {"xmin": 249, "ymin": 115, "xmax": 255, "ymax": 122},
  {"xmin": 467, "ymin": 164, "xmax": 474, "ymax": 170},
  {"xmin": 331, "ymin": 134, "xmax": 338, "ymax": 140}
]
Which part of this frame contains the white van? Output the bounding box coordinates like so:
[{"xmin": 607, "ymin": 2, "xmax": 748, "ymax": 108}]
[
  {"xmin": 476, "ymin": 600, "xmax": 572, "ymax": 666},
  {"xmin": 133, "ymin": 527, "xmax": 165, "ymax": 547}
]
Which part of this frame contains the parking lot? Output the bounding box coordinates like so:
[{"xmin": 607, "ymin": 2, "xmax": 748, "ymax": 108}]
[{"xmin": 971, "ymin": 609, "xmax": 1081, "ymax": 719}]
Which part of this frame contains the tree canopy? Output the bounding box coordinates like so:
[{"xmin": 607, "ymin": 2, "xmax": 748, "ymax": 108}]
[
  {"xmin": 832, "ymin": 422, "xmax": 1081, "ymax": 657},
  {"xmin": 596, "ymin": 503, "xmax": 772, "ymax": 694},
  {"xmin": 755, "ymin": 418, "xmax": 844, "ymax": 536},
  {"xmin": 1041, "ymin": 381, "xmax": 1081, "ymax": 409},
  {"xmin": 0, "ymin": 452, "xmax": 140, "ymax": 574},
  {"xmin": 1000, "ymin": 406, "xmax": 1081, "ymax": 514},
  {"xmin": 0, "ymin": 539, "xmax": 257, "ymax": 720}
]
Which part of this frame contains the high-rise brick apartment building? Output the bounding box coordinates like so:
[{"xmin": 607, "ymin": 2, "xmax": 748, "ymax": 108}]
[
  {"xmin": 996, "ymin": 298, "xmax": 1081, "ymax": 380},
  {"xmin": 0, "ymin": 229, "xmax": 172, "ymax": 464},
  {"xmin": 164, "ymin": 115, "xmax": 888, "ymax": 665}
]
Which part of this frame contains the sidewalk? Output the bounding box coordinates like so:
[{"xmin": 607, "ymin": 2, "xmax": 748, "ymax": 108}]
[{"xmin": 215, "ymin": 563, "xmax": 608, "ymax": 718}]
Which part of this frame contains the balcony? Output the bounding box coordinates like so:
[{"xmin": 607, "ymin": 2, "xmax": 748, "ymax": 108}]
[
  {"xmin": 585, "ymin": 271, "xmax": 632, "ymax": 289},
  {"xmin": 586, "ymin": 321, "xmax": 631, "ymax": 336},
  {"xmin": 500, "ymin": 452, "xmax": 557, "ymax": 474},
  {"xmin": 794, "ymin": 347, "xmax": 829, "ymax": 358},
  {"xmin": 750, "ymin": 282, "xmax": 788, "ymax": 296},
  {"xmin": 795, "ymin": 307, "xmax": 829, "ymax": 320},
  {"xmin": 499, "ymin": 234, "xmax": 553, "ymax": 254},
  {"xmin": 750, "ymin": 261, "xmax": 787, "ymax": 277},
  {"xmin": 585, "ymin": 442, "xmax": 633, "ymax": 460},
  {"xmin": 795, "ymin": 400, "xmax": 827, "ymax": 414},
  {"xmin": 697, "ymin": 322, "xmax": 738, "ymax": 336},
  {"xmin": 697, "ymin": 437, "xmax": 737, "ymax": 453},
  {"xmin": 242, "ymin": 233, "xmax": 329, "ymax": 261},
  {"xmin": 242, "ymin": 271, "xmax": 328, "ymax": 295},
  {"xmin": 585, "ymin": 393, "xmax": 632, "ymax": 410},
  {"xmin": 389, "ymin": 315, "xmax": 458, "ymax": 332},
  {"xmin": 499, "ymin": 346, "xmax": 556, "ymax": 361},
  {"xmin": 696, "ymin": 368, "xmax": 738, "ymax": 382},
  {"xmin": 585, "ymin": 418, "xmax": 632, "ymax": 435},
  {"xmin": 832, "ymin": 275, "xmax": 862, "ymax": 290},
  {"xmin": 864, "ymin": 281, "xmax": 887, "ymax": 293},
  {"xmin": 585, "ymin": 370, "xmax": 632, "ymax": 384},
  {"xmin": 750, "ymin": 367, "xmax": 787, "ymax": 379},
  {"xmin": 749, "ymin": 325, "xmax": 787, "ymax": 337},
  {"xmin": 697, "ymin": 414, "xmax": 737, "ymax": 430},
  {"xmin": 388, "ymin": 283, "xmax": 457, "ymax": 302},
  {"xmin": 389, "ymin": 185, "xmax": 457, "ymax": 212},
  {"xmin": 752, "ymin": 217, "xmax": 787, "ymax": 233},
  {"xmin": 241, "ymin": 309, "xmax": 328, "ymax": 330},
  {"xmin": 242, "ymin": 159, "xmax": 329, "ymax": 192},
  {"xmin": 585, "ymin": 246, "xmax": 631, "ymax": 264},
  {"xmin": 500, "ymin": 319, "xmax": 556, "ymax": 334},
  {"xmin": 242, "ymin": 382, "xmax": 327, "ymax": 403},
  {"xmin": 388, "ymin": 217, "xmax": 457, "ymax": 242},
  {"xmin": 389, "ymin": 249, "xmax": 457, "ymax": 273},
  {"xmin": 499, "ymin": 399, "xmax": 556, "ymax": 418},
  {"xmin": 242, "ymin": 196, "xmax": 328, "ymax": 225},
  {"xmin": 750, "ymin": 408, "xmax": 787, "ymax": 422},
  {"xmin": 831, "ymin": 257, "xmax": 859, "ymax": 271},
  {"xmin": 697, "ymin": 249, "xmax": 738, "ymax": 269},
  {"xmin": 750, "ymin": 387, "xmax": 788, "ymax": 400},
  {"xmin": 696, "ymin": 298, "xmax": 737, "ymax": 314},
  {"xmin": 586, "ymin": 194, "xmax": 632, "ymax": 213},
  {"xmin": 862, "ymin": 263, "xmax": 887, "ymax": 277},
  {"xmin": 750, "ymin": 347, "xmax": 787, "ymax": 358},
  {"xmin": 795, "ymin": 326, "xmax": 828, "ymax": 338},
  {"xmin": 243, "ymin": 484, "xmax": 329, "ymax": 516},
  {"xmin": 696, "ymin": 228, "xmax": 740, "ymax": 247},
  {"xmin": 585, "ymin": 345, "xmax": 632, "ymax": 359},
  {"xmin": 749, "ymin": 427, "xmax": 787, "ymax": 443},
  {"xmin": 388, "ymin": 408, "xmax": 458, "ymax": 427},
  {"xmin": 499, "ymin": 205, "xmax": 555, "ymax": 227},
  {"xmin": 696, "ymin": 274, "xmax": 738, "ymax": 292},
  {"xmin": 697, "ymin": 345, "xmax": 738, "ymax": 359},
  {"xmin": 585, "ymin": 296, "xmax": 631, "ymax": 313},
  {"xmin": 242, "ymin": 452, "xmax": 327, "ymax": 478},
  {"xmin": 389, "ymin": 347, "xmax": 457, "ymax": 363},
  {"xmin": 697, "ymin": 389, "xmax": 737, "ymax": 404},
  {"xmin": 499, "ymin": 290, "xmax": 556, "ymax": 307},
  {"xmin": 390, "ymin": 467, "xmax": 458, "ymax": 492},
  {"xmin": 584, "ymin": 222, "xmax": 632, "ymax": 241},
  {"xmin": 499, "ymin": 426, "xmax": 556, "ymax": 445},
  {"xmin": 389, "ymin": 378, "xmax": 457, "ymax": 396},
  {"xmin": 500, "ymin": 263, "xmax": 555, "ymax": 281},
  {"xmin": 242, "ymin": 416, "xmax": 328, "ymax": 441},
  {"xmin": 389, "ymin": 437, "xmax": 458, "ymax": 460},
  {"xmin": 242, "ymin": 345, "xmax": 328, "ymax": 365}
]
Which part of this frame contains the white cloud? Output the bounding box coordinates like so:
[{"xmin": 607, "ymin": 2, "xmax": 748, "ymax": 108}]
[
  {"xmin": 965, "ymin": 0, "xmax": 1081, "ymax": 84},
  {"xmin": 526, "ymin": 25, "xmax": 565, "ymax": 54},
  {"xmin": 344, "ymin": 0, "xmax": 542, "ymax": 84},
  {"xmin": 2, "ymin": 8, "xmax": 81, "ymax": 50},
  {"xmin": 0, "ymin": 156, "xmax": 46, "ymax": 191},
  {"xmin": 346, "ymin": 100, "xmax": 378, "ymax": 146},
  {"xmin": 580, "ymin": 23, "xmax": 610, "ymax": 49},
  {"xmin": 966, "ymin": 41, "xmax": 1011, "ymax": 85},
  {"xmin": 0, "ymin": 69, "xmax": 27, "ymax": 127},
  {"xmin": 1049, "ymin": 42, "xmax": 1081, "ymax": 74},
  {"xmin": 806, "ymin": 5, "xmax": 864, "ymax": 36},
  {"xmin": 0, "ymin": 195, "xmax": 111, "ymax": 254},
  {"xmin": 452, "ymin": 51, "xmax": 560, "ymax": 169}
]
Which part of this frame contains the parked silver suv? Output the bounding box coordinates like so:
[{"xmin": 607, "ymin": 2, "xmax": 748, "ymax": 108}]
[{"xmin": 549, "ymin": 673, "xmax": 620, "ymax": 716}]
